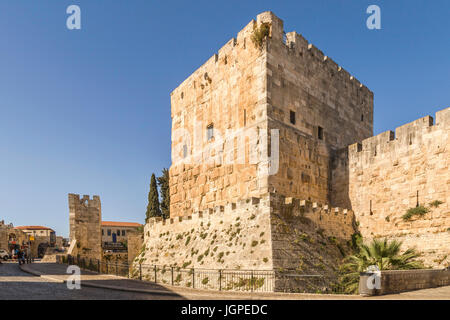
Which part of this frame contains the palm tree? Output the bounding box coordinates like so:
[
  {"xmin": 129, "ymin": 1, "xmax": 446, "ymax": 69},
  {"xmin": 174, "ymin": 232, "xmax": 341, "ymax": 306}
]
[{"xmin": 338, "ymin": 238, "xmax": 424, "ymax": 294}]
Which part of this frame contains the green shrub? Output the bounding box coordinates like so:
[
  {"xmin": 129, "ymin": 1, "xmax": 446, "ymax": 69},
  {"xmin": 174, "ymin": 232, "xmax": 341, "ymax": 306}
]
[
  {"xmin": 251, "ymin": 22, "xmax": 271, "ymax": 49},
  {"xmin": 402, "ymin": 206, "xmax": 429, "ymax": 221},
  {"xmin": 251, "ymin": 240, "xmax": 258, "ymax": 247},
  {"xmin": 202, "ymin": 277, "xmax": 209, "ymax": 285},
  {"xmin": 429, "ymin": 200, "xmax": 444, "ymax": 208}
]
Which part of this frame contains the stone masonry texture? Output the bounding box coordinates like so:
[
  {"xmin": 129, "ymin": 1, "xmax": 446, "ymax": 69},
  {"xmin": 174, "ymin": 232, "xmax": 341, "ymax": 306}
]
[
  {"xmin": 140, "ymin": 12, "xmax": 449, "ymax": 291},
  {"xmin": 68, "ymin": 194, "xmax": 102, "ymax": 261}
]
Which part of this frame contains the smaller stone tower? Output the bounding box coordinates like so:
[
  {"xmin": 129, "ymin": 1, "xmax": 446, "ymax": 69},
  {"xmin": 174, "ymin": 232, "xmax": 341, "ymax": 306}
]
[{"xmin": 68, "ymin": 194, "xmax": 102, "ymax": 260}]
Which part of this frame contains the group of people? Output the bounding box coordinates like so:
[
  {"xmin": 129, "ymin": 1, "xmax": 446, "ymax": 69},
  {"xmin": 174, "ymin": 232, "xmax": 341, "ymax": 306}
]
[
  {"xmin": 15, "ymin": 249, "xmax": 27, "ymax": 265},
  {"xmin": 0, "ymin": 248, "xmax": 28, "ymax": 265}
]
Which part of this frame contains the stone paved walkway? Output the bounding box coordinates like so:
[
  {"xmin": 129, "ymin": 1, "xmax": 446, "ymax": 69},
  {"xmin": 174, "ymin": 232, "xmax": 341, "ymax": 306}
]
[
  {"xmin": 0, "ymin": 262, "xmax": 183, "ymax": 300},
  {"xmin": 19, "ymin": 262, "xmax": 450, "ymax": 300}
]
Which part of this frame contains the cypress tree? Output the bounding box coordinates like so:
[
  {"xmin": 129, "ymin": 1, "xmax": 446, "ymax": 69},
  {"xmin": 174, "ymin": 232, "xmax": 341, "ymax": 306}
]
[
  {"xmin": 146, "ymin": 173, "xmax": 161, "ymax": 221},
  {"xmin": 157, "ymin": 168, "xmax": 170, "ymax": 219}
]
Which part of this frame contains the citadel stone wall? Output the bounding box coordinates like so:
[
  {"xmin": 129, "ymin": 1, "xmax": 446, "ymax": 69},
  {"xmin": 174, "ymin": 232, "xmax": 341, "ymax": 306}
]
[
  {"xmin": 261, "ymin": 11, "xmax": 374, "ymax": 205},
  {"xmin": 140, "ymin": 195, "xmax": 273, "ymax": 271},
  {"xmin": 68, "ymin": 194, "xmax": 102, "ymax": 260},
  {"xmin": 347, "ymin": 107, "xmax": 450, "ymax": 267},
  {"xmin": 137, "ymin": 193, "xmax": 356, "ymax": 291},
  {"xmin": 169, "ymin": 11, "xmax": 375, "ymax": 218},
  {"xmin": 142, "ymin": 11, "xmax": 449, "ymax": 293},
  {"xmin": 169, "ymin": 15, "xmax": 269, "ymax": 218}
]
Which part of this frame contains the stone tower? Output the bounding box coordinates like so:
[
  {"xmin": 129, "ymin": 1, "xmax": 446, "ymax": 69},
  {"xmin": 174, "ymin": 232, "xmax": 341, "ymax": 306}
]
[
  {"xmin": 68, "ymin": 194, "xmax": 102, "ymax": 260},
  {"xmin": 138, "ymin": 12, "xmax": 448, "ymax": 288},
  {"xmin": 169, "ymin": 11, "xmax": 373, "ymax": 218}
]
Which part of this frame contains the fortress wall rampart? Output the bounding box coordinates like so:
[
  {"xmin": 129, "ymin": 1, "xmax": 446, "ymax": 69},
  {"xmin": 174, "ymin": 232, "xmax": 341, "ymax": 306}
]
[{"xmin": 347, "ymin": 107, "xmax": 450, "ymax": 267}]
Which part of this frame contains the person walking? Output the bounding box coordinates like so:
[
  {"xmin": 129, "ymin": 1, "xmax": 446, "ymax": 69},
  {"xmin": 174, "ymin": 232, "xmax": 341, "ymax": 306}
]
[{"xmin": 17, "ymin": 249, "xmax": 23, "ymax": 265}]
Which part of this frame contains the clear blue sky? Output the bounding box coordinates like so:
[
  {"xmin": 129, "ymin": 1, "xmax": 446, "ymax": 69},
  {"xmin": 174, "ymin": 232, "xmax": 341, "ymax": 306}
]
[{"xmin": 0, "ymin": 1, "xmax": 448, "ymax": 237}]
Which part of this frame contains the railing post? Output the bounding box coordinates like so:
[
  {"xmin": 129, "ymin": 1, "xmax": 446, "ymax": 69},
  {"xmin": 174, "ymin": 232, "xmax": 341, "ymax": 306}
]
[
  {"xmin": 139, "ymin": 263, "xmax": 142, "ymax": 280},
  {"xmin": 154, "ymin": 265, "xmax": 157, "ymax": 283},
  {"xmin": 219, "ymin": 270, "xmax": 222, "ymax": 291},
  {"xmin": 115, "ymin": 261, "xmax": 118, "ymax": 276},
  {"xmin": 192, "ymin": 268, "xmax": 195, "ymax": 289},
  {"xmin": 106, "ymin": 261, "xmax": 108, "ymax": 274},
  {"xmin": 251, "ymin": 270, "xmax": 254, "ymax": 292},
  {"xmin": 98, "ymin": 260, "xmax": 100, "ymax": 273},
  {"xmin": 171, "ymin": 267, "xmax": 174, "ymax": 285}
]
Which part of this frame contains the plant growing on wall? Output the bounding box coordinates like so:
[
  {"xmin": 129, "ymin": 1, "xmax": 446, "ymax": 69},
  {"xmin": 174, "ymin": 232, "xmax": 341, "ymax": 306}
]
[
  {"xmin": 251, "ymin": 22, "xmax": 271, "ymax": 49},
  {"xmin": 337, "ymin": 238, "xmax": 423, "ymax": 294},
  {"xmin": 402, "ymin": 206, "xmax": 429, "ymax": 221},
  {"xmin": 429, "ymin": 200, "xmax": 444, "ymax": 208}
]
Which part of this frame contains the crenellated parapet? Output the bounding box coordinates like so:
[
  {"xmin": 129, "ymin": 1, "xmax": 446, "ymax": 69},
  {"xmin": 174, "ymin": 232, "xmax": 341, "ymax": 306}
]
[
  {"xmin": 348, "ymin": 107, "xmax": 450, "ymax": 166},
  {"xmin": 283, "ymin": 31, "xmax": 372, "ymax": 99},
  {"xmin": 145, "ymin": 193, "xmax": 355, "ymax": 242},
  {"xmin": 145, "ymin": 195, "xmax": 269, "ymax": 237},
  {"xmin": 269, "ymin": 193, "xmax": 356, "ymax": 240}
]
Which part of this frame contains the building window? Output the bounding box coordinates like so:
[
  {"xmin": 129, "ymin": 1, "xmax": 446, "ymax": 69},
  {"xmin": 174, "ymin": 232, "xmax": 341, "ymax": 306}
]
[
  {"xmin": 183, "ymin": 144, "xmax": 188, "ymax": 158},
  {"xmin": 243, "ymin": 109, "xmax": 247, "ymax": 126},
  {"xmin": 361, "ymin": 114, "xmax": 364, "ymax": 122},
  {"xmin": 318, "ymin": 126, "xmax": 324, "ymax": 140},
  {"xmin": 117, "ymin": 229, "xmax": 120, "ymax": 235},
  {"xmin": 102, "ymin": 229, "xmax": 104, "ymax": 236},
  {"xmin": 107, "ymin": 229, "xmax": 111, "ymax": 236},
  {"xmin": 290, "ymin": 111, "xmax": 296, "ymax": 125},
  {"xmin": 207, "ymin": 124, "xmax": 214, "ymax": 141},
  {"xmin": 122, "ymin": 230, "xmax": 126, "ymax": 236}
]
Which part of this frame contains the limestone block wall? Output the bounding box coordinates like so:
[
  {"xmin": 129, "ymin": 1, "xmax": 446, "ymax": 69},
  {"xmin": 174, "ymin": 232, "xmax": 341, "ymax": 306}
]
[
  {"xmin": 127, "ymin": 231, "xmax": 143, "ymax": 266},
  {"xmin": 268, "ymin": 119, "xmax": 333, "ymax": 204},
  {"xmin": 367, "ymin": 269, "xmax": 450, "ymax": 295},
  {"xmin": 139, "ymin": 195, "xmax": 273, "ymax": 272},
  {"xmin": 348, "ymin": 107, "xmax": 450, "ymax": 267},
  {"xmin": 0, "ymin": 224, "xmax": 10, "ymax": 251},
  {"xmin": 137, "ymin": 192, "xmax": 357, "ymax": 291},
  {"xmin": 68, "ymin": 194, "xmax": 102, "ymax": 261},
  {"xmin": 269, "ymin": 193, "xmax": 356, "ymax": 274},
  {"xmin": 0, "ymin": 224, "xmax": 29, "ymax": 252},
  {"xmin": 265, "ymin": 13, "xmax": 373, "ymax": 150},
  {"xmin": 261, "ymin": 11, "xmax": 373, "ymax": 205},
  {"xmin": 169, "ymin": 14, "xmax": 270, "ymax": 218}
]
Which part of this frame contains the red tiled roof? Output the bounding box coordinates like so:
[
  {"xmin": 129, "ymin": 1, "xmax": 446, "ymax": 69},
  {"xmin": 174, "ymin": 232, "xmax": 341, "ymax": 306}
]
[
  {"xmin": 101, "ymin": 221, "xmax": 142, "ymax": 227},
  {"xmin": 15, "ymin": 226, "xmax": 54, "ymax": 231}
]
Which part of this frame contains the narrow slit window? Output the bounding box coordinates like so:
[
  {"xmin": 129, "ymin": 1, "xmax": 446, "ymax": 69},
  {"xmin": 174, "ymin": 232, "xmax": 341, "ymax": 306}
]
[
  {"xmin": 318, "ymin": 126, "xmax": 324, "ymax": 140},
  {"xmin": 244, "ymin": 109, "xmax": 247, "ymax": 126},
  {"xmin": 207, "ymin": 124, "xmax": 214, "ymax": 141},
  {"xmin": 290, "ymin": 110, "xmax": 296, "ymax": 125}
]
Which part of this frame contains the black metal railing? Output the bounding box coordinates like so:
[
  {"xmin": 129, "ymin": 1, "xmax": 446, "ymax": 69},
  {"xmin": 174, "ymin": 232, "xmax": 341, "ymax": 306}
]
[{"xmin": 56, "ymin": 254, "xmax": 339, "ymax": 293}]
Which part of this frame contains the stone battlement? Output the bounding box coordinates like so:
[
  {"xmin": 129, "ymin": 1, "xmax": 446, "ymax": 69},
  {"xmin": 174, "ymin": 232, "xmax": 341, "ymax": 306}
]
[
  {"xmin": 283, "ymin": 31, "xmax": 372, "ymax": 97},
  {"xmin": 68, "ymin": 193, "xmax": 101, "ymax": 210},
  {"xmin": 146, "ymin": 193, "xmax": 355, "ymax": 241},
  {"xmin": 348, "ymin": 107, "xmax": 450, "ymax": 163},
  {"xmin": 171, "ymin": 11, "xmax": 372, "ymax": 113},
  {"xmin": 257, "ymin": 11, "xmax": 372, "ymax": 97},
  {"xmin": 146, "ymin": 194, "xmax": 269, "ymax": 234}
]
